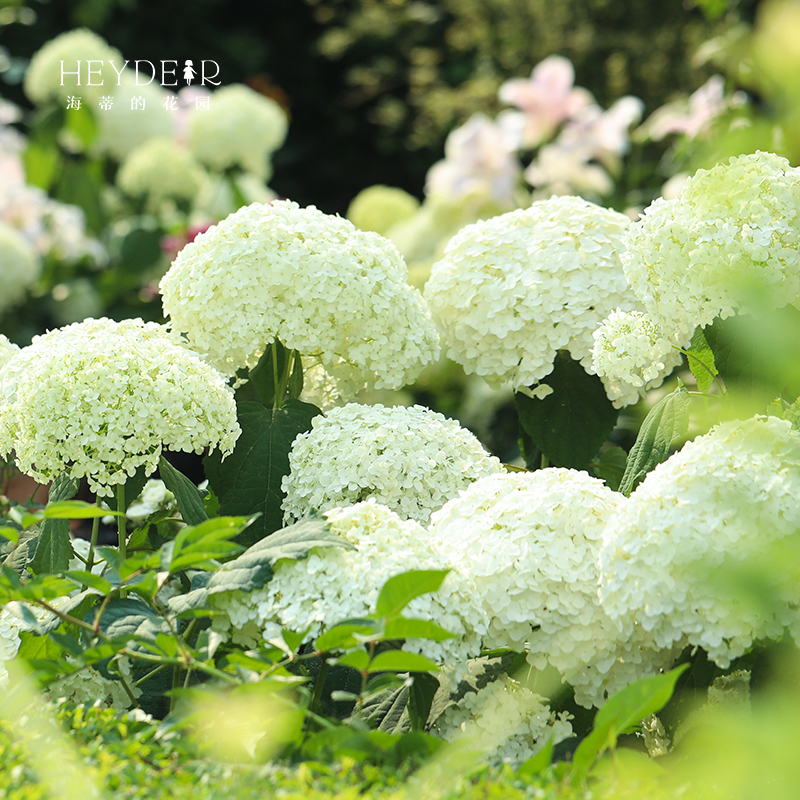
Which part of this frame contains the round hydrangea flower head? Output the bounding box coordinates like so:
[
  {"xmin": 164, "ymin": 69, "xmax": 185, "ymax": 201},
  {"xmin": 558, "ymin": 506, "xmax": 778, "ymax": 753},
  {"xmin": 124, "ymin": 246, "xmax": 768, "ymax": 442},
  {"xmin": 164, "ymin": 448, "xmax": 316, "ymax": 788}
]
[
  {"xmin": 624, "ymin": 151, "xmax": 800, "ymax": 343},
  {"xmin": 209, "ymin": 500, "xmax": 484, "ymax": 667},
  {"xmin": 424, "ymin": 196, "xmax": 640, "ymax": 401},
  {"xmin": 159, "ymin": 200, "xmax": 440, "ymax": 394},
  {"xmin": 188, "ymin": 84, "xmax": 287, "ymax": 179},
  {"xmin": 95, "ymin": 80, "xmax": 174, "ymax": 162},
  {"xmin": 24, "ymin": 29, "xmax": 123, "ymax": 107},
  {"xmin": 591, "ymin": 308, "xmax": 683, "ymax": 402},
  {"xmin": 0, "ymin": 335, "xmax": 19, "ymax": 370},
  {"xmin": 0, "ymin": 222, "xmax": 42, "ymax": 316},
  {"xmin": 346, "ymin": 185, "xmax": 420, "ymax": 236},
  {"xmin": 0, "ymin": 317, "xmax": 240, "ymax": 496},
  {"xmin": 117, "ymin": 137, "xmax": 205, "ymax": 206},
  {"xmin": 281, "ymin": 403, "xmax": 503, "ymax": 524},
  {"xmin": 431, "ymin": 675, "xmax": 573, "ymax": 763},
  {"xmin": 599, "ymin": 416, "xmax": 800, "ymax": 668}
]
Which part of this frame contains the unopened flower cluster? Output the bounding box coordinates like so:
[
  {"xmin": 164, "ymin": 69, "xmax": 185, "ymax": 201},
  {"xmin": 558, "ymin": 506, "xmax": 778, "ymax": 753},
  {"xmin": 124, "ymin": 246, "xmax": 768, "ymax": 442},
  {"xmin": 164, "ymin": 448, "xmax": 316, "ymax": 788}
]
[
  {"xmin": 0, "ymin": 222, "xmax": 42, "ymax": 315},
  {"xmin": 281, "ymin": 403, "xmax": 503, "ymax": 524},
  {"xmin": 160, "ymin": 200, "xmax": 440, "ymax": 394},
  {"xmin": 424, "ymin": 196, "xmax": 649, "ymax": 405},
  {"xmin": 347, "ymin": 185, "xmax": 420, "ymax": 236},
  {"xmin": 431, "ymin": 675, "xmax": 573, "ymax": 763},
  {"xmin": 623, "ymin": 152, "xmax": 800, "ymax": 344},
  {"xmin": 117, "ymin": 137, "xmax": 205, "ymax": 206},
  {"xmin": 599, "ymin": 416, "xmax": 800, "ymax": 667},
  {"xmin": 188, "ymin": 84, "xmax": 288, "ymax": 180},
  {"xmin": 0, "ymin": 317, "xmax": 240, "ymax": 496}
]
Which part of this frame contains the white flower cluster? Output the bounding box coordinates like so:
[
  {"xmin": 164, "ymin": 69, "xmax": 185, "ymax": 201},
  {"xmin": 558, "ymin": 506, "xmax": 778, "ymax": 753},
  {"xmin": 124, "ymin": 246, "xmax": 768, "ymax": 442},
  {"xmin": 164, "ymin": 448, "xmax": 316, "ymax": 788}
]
[
  {"xmin": 24, "ymin": 29, "xmax": 123, "ymax": 106},
  {"xmin": 0, "ymin": 335, "xmax": 19, "ymax": 369},
  {"xmin": 599, "ymin": 416, "xmax": 800, "ymax": 667},
  {"xmin": 0, "ymin": 318, "xmax": 240, "ymax": 496},
  {"xmin": 0, "ymin": 221, "xmax": 42, "ymax": 316},
  {"xmin": 44, "ymin": 662, "xmax": 138, "ymax": 710},
  {"xmin": 126, "ymin": 479, "xmax": 174, "ymax": 523},
  {"xmin": 591, "ymin": 309, "xmax": 683, "ymax": 401},
  {"xmin": 94, "ymin": 80, "xmax": 175, "ymax": 161},
  {"xmin": 623, "ymin": 151, "xmax": 800, "ymax": 343},
  {"xmin": 0, "ymin": 606, "xmax": 24, "ymax": 687},
  {"xmin": 431, "ymin": 675, "xmax": 573, "ymax": 763},
  {"xmin": 188, "ymin": 84, "xmax": 287, "ymax": 180},
  {"xmin": 423, "ymin": 196, "xmax": 645, "ymax": 404},
  {"xmin": 117, "ymin": 138, "xmax": 205, "ymax": 206},
  {"xmin": 160, "ymin": 200, "xmax": 440, "ymax": 394},
  {"xmin": 281, "ymin": 403, "xmax": 503, "ymax": 524}
]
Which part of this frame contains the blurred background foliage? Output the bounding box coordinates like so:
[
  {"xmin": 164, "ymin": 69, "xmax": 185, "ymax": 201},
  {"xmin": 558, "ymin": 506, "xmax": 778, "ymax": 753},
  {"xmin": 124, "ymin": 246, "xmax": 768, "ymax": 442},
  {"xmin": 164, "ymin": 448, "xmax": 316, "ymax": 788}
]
[{"xmin": 1, "ymin": 0, "xmax": 757, "ymax": 214}]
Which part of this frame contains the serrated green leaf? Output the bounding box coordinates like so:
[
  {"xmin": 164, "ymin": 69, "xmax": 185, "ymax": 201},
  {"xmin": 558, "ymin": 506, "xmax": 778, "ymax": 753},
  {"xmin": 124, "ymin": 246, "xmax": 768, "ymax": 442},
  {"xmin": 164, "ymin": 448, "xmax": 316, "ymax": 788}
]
[
  {"xmin": 91, "ymin": 598, "xmax": 168, "ymax": 646},
  {"xmin": 515, "ymin": 352, "xmax": 619, "ymax": 470},
  {"xmin": 359, "ymin": 682, "xmax": 410, "ymax": 734},
  {"xmin": 0, "ymin": 527, "xmax": 19, "ymax": 546},
  {"xmin": 336, "ymin": 651, "xmax": 370, "ymax": 671},
  {"xmin": 369, "ymin": 651, "xmax": 439, "ymax": 673},
  {"xmin": 685, "ymin": 327, "xmax": 719, "ymax": 394},
  {"xmin": 158, "ymin": 455, "xmax": 209, "ymax": 526},
  {"xmin": 570, "ymin": 664, "xmax": 689, "ymax": 780},
  {"xmin": 0, "ymin": 528, "xmax": 37, "ymax": 579},
  {"xmin": 64, "ymin": 571, "xmax": 113, "ymax": 594},
  {"xmin": 29, "ymin": 473, "xmax": 79, "ymax": 576},
  {"xmin": 247, "ymin": 340, "xmax": 288, "ymax": 407},
  {"xmin": 408, "ymin": 672, "xmax": 439, "ymax": 731},
  {"xmin": 316, "ymin": 620, "xmax": 377, "ymax": 653},
  {"xmin": 376, "ymin": 570, "xmax": 450, "ymax": 619},
  {"xmin": 619, "ymin": 385, "xmax": 690, "ymax": 496},
  {"xmin": 166, "ymin": 516, "xmax": 247, "ymax": 573},
  {"xmin": 43, "ymin": 500, "xmax": 122, "ymax": 519},
  {"xmin": 204, "ymin": 400, "xmax": 321, "ymax": 545},
  {"xmin": 383, "ymin": 617, "xmax": 455, "ymax": 642},
  {"xmin": 206, "ymin": 518, "xmax": 350, "ymax": 597},
  {"xmin": 17, "ymin": 630, "xmax": 66, "ymax": 662}
]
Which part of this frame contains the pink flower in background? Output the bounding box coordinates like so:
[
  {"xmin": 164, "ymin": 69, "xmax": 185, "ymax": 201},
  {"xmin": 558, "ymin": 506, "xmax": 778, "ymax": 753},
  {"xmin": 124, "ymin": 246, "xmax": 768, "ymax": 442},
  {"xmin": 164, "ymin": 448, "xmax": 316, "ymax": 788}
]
[
  {"xmin": 638, "ymin": 75, "xmax": 734, "ymax": 141},
  {"xmin": 524, "ymin": 143, "xmax": 614, "ymax": 198},
  {"xmin": 160, "ymin": 222, "xmax": 214, "ymax": 264},
  {"xmin": 172, "ymin": 87, "xmax": 212, "ymax": 146},
  {"xmin": 426, "ymin": 113, "xmax": 521, "ymax": 208},
  {"xmin": 499, "ymin": 56, "xmax": 594, "ymax": 147}
]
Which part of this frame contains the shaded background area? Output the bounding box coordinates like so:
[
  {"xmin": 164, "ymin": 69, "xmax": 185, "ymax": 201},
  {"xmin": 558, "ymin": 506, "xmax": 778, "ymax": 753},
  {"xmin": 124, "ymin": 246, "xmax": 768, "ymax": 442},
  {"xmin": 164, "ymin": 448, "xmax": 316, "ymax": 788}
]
[{"xmin": 0, "ymin": 0, "xmax": 757, "ymax": 214}]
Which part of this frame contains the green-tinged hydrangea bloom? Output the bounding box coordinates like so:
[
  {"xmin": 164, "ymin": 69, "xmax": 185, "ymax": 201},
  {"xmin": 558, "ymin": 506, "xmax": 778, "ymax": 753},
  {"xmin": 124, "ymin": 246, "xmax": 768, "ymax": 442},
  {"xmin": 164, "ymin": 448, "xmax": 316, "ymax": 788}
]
[
  {"xmin": 0, "ymin": 222, "xmax": 42, "ymax": 316},
  {"xmin": 0, "ymin": 336, "xmax": 19, "ymax": 370},
  {"xmin": 424, "ymin": 196, "xmax": 650, "ymax": 406},
  {"xmin": 281, "ymin": 403, "xmax": 503, "ymax": 524},
  {"xmin": 346, "ymin": 185, "xmax": 420, "ymax": 236},
  {"xmin": 0, "ymin": 318, "xmax": 240, "ymax": 496},
  {"xmin": 624, "ymin": 151, "xmax": 800, "ymax": 343},
  {"xmin": 160, "ymin": 200, "xmax": 440, "ymax": 395},
  {"xmin": 188, "ymin": 84, "xmax": 287, "ymax": 179},
  {"xmin": 117, "ymin": 137, "xmax": 205, "ymax": 206},
  {"xmin": 599, "ymin": 416, "xmax": 800, "ymax": 668},
  {"xmin": 24, "ymin": 29, "xmax": 123, "ymax": 106}
]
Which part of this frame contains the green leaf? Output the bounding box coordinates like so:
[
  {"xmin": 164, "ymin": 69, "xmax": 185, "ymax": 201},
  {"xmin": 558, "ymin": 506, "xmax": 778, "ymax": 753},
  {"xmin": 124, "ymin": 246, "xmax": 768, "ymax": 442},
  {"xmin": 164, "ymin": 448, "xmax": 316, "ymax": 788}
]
[
  {"xmin": 16, "ymin": 630, "xmax": 65, "ymax": 663},
  {"xmin": 248, "ymin": 341, "xmax": 288, "ymax": 407},
  {"xmin": 591, "ymin": 446, "xmax": 627, "ymax": 492},
  {"xmin": 206, "ymin": 517, "xmax": 350, "ymax": 596},
  {"xmin": 375, "ymin": 570, "xmax": 450, "ymax": 620},
  {"xmin": 359, "ymin": 682, "xmax": 411, "ymax": 734},
  {"xmin": 166, "ymin": 516, "xmax": 246, "ymax": 572},
  {"xmin": 335, "ymin": 651, "xmax": 371, "ymax": 671},
  {"xmin": 408, "ymin": 672, "xmax": 440, "ymax": 731},
  {"xmin": 22, "ymin": 141, "xmax": 60, "ymax": 190},
  {"xmin": 368, "ymin": 651, "xmax": 439, "ymax": 673},
  {"xmin": 43, "ymin": 500, "xmax": 122, "ymax": 519},
  {"xmin": 0, "ymin": 529, "xmax": 38, "ymax": 578},
  {"xmin": 29, "ymin": 473, "xmax": 80, "ymax": 575},
  {"xmin": 515, "ymin": 352, "xmax": 619, "ymax": 470},
  {"xmin": 119, "ymin": 226, "xmax": 163, "ymax": 273},
  {"xmin": 64, "ymin": 571, "xmax": 113, "ymax": 595},
  {"xmin": 618, "ymin": 385, "xmax": 690, "ymax": 496},
  {"xmin": 92, "ymin": 598, "xmax": 168, "ymax": 646},
  {"xmin": 685, "ymin": 327, "xmax": 719, "ymax": 395},
  {"xmin": 64, "ymin": 103, "xmax": 98, "ymax": 149},
  {"xmin": 383, "ymin": 617, "xmax": 455, "ymax": 643},
  {"xmin": 518, "ymin": 736, "xmax": 555, "ymax": 778},
  {"xmin": 570, "ymin": 664, "xmax": 689, "ymax": 779},
  {"xmin": 288, "ymin": 351, "xmax": 304, "ymax": 401},
  {"xmin": 204, "ymin": 400, "xmax": 321, "ymax": 546},
  {"xmin": 316, "ymin": 620, "xmax": 377, "ymax": 652},
  {"xmin": 55, "ymin": 159, "xmax": 105, "ymax": 234},
  {"xmin": 159, "ymin": 455, "xmax": 209, "ymax": 527},
  {"xmin": 0, "ymin": 527, "xmax": 19, "ymax": 546},
  {"xmin": 106, "ymin": 465, "xmax": 150, "ymax": 514}
]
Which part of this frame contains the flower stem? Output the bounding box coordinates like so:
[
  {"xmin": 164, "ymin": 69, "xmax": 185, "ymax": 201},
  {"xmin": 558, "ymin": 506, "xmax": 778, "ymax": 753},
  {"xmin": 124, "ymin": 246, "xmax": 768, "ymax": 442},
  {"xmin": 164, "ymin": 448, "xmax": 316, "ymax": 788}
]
[
  {"xmin": 116, "ymin": 483, "xmax": 126, "ymax": 560},
  {"xmin": 86, "ymin": 497, "xmax": 102, "ymax": 574}
]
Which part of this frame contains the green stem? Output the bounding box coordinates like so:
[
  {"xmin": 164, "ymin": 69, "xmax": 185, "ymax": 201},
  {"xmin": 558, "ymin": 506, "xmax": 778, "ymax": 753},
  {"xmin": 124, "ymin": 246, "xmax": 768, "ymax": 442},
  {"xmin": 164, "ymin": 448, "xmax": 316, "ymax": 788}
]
[
  {"xmin": 86, "ymin": 497, "xmax": 102, "ymax": 574},
  {"xmin": 134, "ymin": 663, "xmax": 168, "ymax": 687},
  {"xmin": 310, "ymin": 657, "xmax": 329, "ymax": 716},
  {"xmin": 116, "ymin": 483, "xmax": 126, "ymax": 561},
  {"xmin": 271, "ymin": 341, "xmax": 282, "ymax": 409},
  {"xmin": 540, "ymin": 454, "xmax": 549, "ymax": 470}
]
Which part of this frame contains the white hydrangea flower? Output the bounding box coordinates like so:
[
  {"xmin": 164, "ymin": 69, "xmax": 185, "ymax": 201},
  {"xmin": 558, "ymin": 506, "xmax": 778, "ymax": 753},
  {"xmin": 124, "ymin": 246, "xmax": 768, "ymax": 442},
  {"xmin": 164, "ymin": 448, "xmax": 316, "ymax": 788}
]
[
  {"xmin": 23, "ymin": 29, "xmax": 123, "ymax": 107},
  {"xmin": 94, "ymin": 80, "xmax": 174, "ymax": 162},
  {"xmin": 210, "ymin": 500, "xmax": 484, "ymax": 667},
  {"xmin": 431, "ymin": 675, "xmax": 573, "ymax": 763},
  {"xmin": 591, "ymin": 309, "xmax": 684, "ymax": 401},
  {"xmin": 599, "ymin": 416, "xmax": 800, "ymax": 668},
  {"xmin": 0, "ymin": 318, "xmax": 240, "ymax": 496},
  {"xmin": 117, "ymin": 137, "xmax": 205, "ymax": 206},
  {"xmin": 160, "ymin": 200, "xmax": 440, "ymax": 394},
  {"xmin": 428, "ymin": 469, "xmax": 672, "ymax": 707},
  {"xmin": 44, "ymin": 661, "xmax": 139, "ymax": 710},
  {"xmin": 188, "ymin": 84, "xmax": 287, "ymax": 179},
  {"xmin": 281, "ymin": 403, "xmax": 503, "ymax": 524},
  {"xmin": 126, "ymin": 478, "xmax": 173, "ymax": 523},
  {"xmin": 0, "ymin": 335, "xmax": 20, "ymax": 369},
  {"xmin": 0, "ymin": 605, "xmax": 24, "ymax": 687},
  {"xmin": 0, "ymin": 221, "xmax": 42, "ymax": 315},
  {"xmin": 624, "ymin": 151, "xmax": 800, "ymax": 342},
  {"xmin": 423, "ymin": 196, "xmax": 643, "ymax": 404}
]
